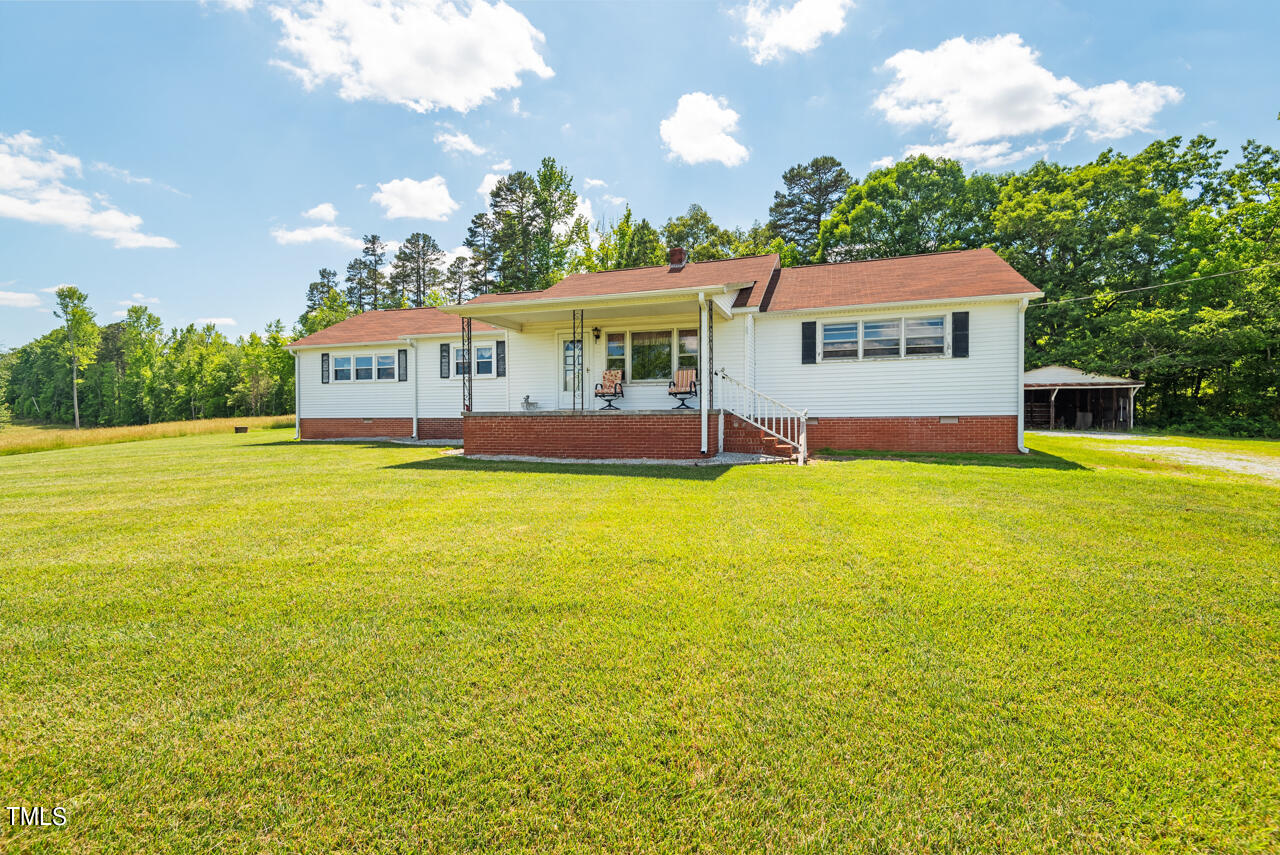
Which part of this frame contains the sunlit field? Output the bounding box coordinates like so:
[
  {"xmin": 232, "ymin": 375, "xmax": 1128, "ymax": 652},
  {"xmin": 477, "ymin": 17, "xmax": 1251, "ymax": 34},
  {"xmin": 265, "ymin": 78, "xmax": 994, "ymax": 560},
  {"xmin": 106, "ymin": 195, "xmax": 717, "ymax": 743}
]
[{"xmin": 2, "ymin": 429, "xmax": 1276, "ymax": 852}]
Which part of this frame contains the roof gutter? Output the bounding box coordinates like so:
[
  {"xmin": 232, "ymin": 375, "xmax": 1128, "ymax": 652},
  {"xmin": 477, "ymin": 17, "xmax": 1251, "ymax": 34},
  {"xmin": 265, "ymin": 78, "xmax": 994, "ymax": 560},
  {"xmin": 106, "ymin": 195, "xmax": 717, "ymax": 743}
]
[
  {"xmin": 763, "ymin": 291, "xmax": 1044, "ymax": 316},
  {"xmin": 1017, "ymin": 297, "xmax": 1029, "ymax": 454},
  {"xmin": 439, "ymin": 282, "xmax": 743, "ymax": 317}
]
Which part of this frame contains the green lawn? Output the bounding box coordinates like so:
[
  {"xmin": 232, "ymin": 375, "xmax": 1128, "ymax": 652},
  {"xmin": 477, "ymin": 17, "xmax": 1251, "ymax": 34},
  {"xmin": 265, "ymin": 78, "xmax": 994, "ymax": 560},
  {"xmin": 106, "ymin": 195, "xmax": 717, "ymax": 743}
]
[{"xmin": 2, "ymin": 430, "xmax": 1276, "ymax": 853}]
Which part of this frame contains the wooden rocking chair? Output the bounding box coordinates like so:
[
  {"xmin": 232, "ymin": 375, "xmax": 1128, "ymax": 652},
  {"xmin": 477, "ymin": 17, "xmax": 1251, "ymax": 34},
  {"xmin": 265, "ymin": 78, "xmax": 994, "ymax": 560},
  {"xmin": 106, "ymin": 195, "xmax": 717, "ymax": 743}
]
[
  {"xmin": 667, "ymin": 368, "xmax": 697, "ymax": 409},
  {"xmin": 594, "ymin": 369, "xmax": 624, "ymax": 410}
]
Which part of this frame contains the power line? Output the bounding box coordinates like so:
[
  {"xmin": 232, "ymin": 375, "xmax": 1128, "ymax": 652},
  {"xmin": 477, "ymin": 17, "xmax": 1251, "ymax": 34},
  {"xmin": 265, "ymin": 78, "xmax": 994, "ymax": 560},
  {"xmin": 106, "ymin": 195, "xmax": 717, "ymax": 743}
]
[{"xmin": 1027, "ymin": 261, "xmax": 1279, "ymax": 310}]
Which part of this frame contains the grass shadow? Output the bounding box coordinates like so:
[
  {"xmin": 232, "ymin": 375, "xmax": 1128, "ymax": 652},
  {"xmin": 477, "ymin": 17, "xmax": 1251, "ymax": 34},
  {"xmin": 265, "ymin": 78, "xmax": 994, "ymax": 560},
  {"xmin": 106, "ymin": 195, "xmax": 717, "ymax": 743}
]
[
  {"xmin": 814, "ymin": 448, "xmax": 1087, "ymax": 471},
  {"xmin": 387, "ymin": 455, "xmax": 731, "ymax": 480}
]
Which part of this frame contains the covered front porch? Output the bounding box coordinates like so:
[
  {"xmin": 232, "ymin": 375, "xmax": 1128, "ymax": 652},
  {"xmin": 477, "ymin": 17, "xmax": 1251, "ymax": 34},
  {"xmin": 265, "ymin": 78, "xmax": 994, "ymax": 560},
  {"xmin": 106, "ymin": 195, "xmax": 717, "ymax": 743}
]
[{"xmin": 444, "ymin": 282, "xmax": 742, "ymax": 458}]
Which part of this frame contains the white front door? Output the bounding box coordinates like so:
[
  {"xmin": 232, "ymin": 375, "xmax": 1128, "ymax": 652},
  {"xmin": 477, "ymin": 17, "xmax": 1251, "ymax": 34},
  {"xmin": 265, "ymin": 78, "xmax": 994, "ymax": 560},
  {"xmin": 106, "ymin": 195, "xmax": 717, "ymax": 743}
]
[{"xmin": 557, "ymin": 334, "xmax": 585, "ymax": 409}]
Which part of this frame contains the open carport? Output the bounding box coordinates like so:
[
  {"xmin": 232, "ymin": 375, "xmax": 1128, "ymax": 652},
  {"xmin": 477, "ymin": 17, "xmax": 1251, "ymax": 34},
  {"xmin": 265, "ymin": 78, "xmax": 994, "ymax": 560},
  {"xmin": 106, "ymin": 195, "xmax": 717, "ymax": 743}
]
[{"xmin": 1024, "ymin": 365, "xmax": 1144, "ymax": 431}]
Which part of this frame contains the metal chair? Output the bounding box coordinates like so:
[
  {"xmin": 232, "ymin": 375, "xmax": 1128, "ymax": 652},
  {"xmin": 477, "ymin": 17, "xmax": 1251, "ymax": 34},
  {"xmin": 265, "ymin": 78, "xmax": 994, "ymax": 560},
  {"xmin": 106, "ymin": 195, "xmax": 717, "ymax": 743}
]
[
  {"xmin": 594, "ymin": 369, "xmax": 624, "ymax": 410},
  {"xmin": 667, "ymin": 368, "xmax": 697, "ymax": 409}
]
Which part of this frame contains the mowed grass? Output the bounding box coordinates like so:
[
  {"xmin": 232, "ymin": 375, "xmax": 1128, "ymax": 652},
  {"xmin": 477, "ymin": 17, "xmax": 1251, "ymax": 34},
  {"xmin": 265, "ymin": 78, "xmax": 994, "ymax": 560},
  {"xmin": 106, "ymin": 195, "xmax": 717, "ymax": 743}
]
[
  {"xmin": 0, "ymin": 415, "xmax": 295, "ymax": 456},
  {"xmin": 1, "ymin": 431, "xmax": 1277, "ymax": 853}
]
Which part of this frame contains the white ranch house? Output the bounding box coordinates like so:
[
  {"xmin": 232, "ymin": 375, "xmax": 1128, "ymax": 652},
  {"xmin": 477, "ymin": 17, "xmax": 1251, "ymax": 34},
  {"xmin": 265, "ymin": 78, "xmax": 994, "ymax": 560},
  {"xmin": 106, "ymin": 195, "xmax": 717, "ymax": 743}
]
[{"xmin": 286, "ymin": 248, "xmax": 1044, "ymax": 460}]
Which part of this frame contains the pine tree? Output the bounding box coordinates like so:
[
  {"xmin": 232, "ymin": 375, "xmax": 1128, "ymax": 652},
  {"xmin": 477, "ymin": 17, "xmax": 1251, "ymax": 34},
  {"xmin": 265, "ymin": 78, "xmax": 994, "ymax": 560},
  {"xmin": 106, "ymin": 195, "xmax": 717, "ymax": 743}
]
[{"xmin": 390, "ymin": 233, "xmax": 444, "ymax": 307}]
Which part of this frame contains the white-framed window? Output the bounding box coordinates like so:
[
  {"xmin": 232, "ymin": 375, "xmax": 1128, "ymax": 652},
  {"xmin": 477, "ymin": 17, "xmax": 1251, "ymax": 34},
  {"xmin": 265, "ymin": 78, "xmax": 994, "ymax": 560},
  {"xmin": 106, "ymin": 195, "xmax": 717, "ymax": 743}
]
[
  {"xmin": 333, "ymin": 355, "xmax": 352, "ymax": 381},
  {"xmin": 475, "ymin": 346, "xmax": 494, "ymax": 376},
  {"xmin": 452, "ymin": 342, "xmax": 500, "ymax": 378},
  {"xmin": 602, "ymin": 328, "xmax": 699, "ymax": 383},
  {"xmin": 376, "ymin": 354, "xmax": 396, "ymax": 380},
  {"xmin": 905, "ymin": 316, "xmax": 945, "ymax": 355},
  {"xmin": 862, "ymin": 319, "xmax": 902, "ymax": 358},
  {"xmin": 819, "ymin": 315, "xmax": 948, "ymax": 361},
  {"xmin": 821, "ymin": 323, "xmax": 859, "ymax": 360},
  {"xmin": 332, "ymin": 352, "xmax": 396, "ymax": 382}
]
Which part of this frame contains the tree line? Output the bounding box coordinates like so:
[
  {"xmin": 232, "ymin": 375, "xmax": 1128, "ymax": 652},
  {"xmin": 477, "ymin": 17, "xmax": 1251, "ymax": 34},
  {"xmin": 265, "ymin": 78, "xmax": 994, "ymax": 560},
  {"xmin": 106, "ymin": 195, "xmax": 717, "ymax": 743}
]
[
  {"xmin": 3, "ymin": 129, "xmax": 1277, "ymax": 435},
  {"xmin": 1, "ymin": 288, "xmax": 294, "ymax": 428}
]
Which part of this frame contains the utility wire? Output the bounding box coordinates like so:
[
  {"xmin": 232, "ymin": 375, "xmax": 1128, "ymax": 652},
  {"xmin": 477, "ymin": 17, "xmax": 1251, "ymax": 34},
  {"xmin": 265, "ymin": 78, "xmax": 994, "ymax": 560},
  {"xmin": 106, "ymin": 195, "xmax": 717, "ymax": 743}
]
[{"xmin": 1027, "ymin": 260, "xmax": 1279, "ymax": 309}]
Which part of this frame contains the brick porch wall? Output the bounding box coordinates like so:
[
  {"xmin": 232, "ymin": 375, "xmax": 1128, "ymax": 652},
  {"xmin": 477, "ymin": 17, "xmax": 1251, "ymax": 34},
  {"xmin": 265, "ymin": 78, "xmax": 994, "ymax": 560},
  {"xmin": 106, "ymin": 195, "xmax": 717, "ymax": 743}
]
[
  {"xmin": 807, "ymin": 415, "xmax": 1019, "ymax": 453},
  {"xmin": 463, "ymin": 411, "xmax": 719, "ymax": 459}
]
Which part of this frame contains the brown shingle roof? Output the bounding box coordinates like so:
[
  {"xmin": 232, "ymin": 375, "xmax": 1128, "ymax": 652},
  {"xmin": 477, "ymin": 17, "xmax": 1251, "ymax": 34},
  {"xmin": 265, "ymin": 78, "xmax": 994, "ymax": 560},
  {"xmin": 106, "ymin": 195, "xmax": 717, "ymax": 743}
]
[
  {"xmin": 458, "ymin": 255, "xmax": 781, "ymax": 308},
  {"xmin": 764, "ymin": 248, "xmax": 1041, "ymax": 312},
  {"xmin": 288, "ymin": 307, "xmax": 497, "ymax": 348}
]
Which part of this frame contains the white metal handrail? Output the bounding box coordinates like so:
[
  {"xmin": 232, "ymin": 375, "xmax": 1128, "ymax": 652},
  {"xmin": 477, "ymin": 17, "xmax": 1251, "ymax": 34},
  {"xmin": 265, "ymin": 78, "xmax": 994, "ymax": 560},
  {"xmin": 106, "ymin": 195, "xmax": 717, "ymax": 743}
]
[{"xmin": 714, "ymin": 368, "xmax": 808, "ymax": 464}]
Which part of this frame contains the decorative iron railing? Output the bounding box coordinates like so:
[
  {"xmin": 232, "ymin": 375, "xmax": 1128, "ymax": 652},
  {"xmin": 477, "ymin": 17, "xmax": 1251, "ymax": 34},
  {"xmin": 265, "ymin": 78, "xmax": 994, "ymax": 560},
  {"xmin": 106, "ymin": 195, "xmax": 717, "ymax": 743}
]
[{"xmin": 714, "ymin": 368, "xmax": 808, "ymax": 464}]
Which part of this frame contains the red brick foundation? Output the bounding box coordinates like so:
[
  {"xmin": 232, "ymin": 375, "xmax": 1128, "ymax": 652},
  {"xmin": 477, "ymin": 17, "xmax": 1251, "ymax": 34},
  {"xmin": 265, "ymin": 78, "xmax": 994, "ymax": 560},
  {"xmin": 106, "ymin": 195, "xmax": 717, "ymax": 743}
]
[
  {"xmin": 807, "ymin": 415, "xmax": 1019, "ymax": 453},
  {"xmin": 299, "ymin": 417, "xmax": 463, "ymax": 440},
  {"xmin": 416, "ymin": 418, "xmax": 463, "ymax": 440},
  {"xmin": 299, "ymin": 417, "xmax": 413, "ymax": 439},
  {"xmin": 463, "ymin": 411, "xmax": 718, "ymax": 459}
]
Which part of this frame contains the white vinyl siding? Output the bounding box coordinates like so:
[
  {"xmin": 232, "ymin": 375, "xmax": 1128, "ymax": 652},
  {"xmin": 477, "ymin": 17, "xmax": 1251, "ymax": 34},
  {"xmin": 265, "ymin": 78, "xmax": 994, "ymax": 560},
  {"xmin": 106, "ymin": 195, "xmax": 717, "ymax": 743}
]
[
  {"xmin": 754, "ymin": 301, "xmax": 1023, "ymax": 417},
  {"xmin": 296, "ymin": 346, "xmax": 412, "ymax": 418}
]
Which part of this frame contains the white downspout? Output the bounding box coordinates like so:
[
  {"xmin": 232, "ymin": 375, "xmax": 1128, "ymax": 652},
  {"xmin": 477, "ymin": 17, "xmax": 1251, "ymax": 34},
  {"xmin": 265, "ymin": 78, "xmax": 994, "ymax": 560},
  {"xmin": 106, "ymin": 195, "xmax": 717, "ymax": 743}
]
[
  {"xmin": 408, "ymin": 338, "xmax": 418, "ymax": 440},
  {"xmin": 698, "ymin": 293, "xmax": 708, "ymax": 454},
  {"xmin": 292, "ymin": 351, "xmax": 300, "ymax": 440},
  {"xmin": 1017, "ymin": 298, "xmax": 1029, "ymax": 453},
  {"xmin": 745, "ymin": 312, "xmax": 756, "ymax": 388}
]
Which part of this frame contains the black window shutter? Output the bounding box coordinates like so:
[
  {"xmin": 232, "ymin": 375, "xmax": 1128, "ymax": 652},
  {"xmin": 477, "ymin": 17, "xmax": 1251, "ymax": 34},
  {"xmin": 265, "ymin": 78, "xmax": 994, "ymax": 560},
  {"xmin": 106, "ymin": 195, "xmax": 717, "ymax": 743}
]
[
  {"xmin": 801, "ymin": 321, "xmax": 817, "ymax": 364},
  {"xmin": 496, "ymin": 340, "xmax": 506, "ymax": 377},
  {"xmin": 952, "ymin": 312, "xmax": 969, "ymax": 358},
  {"xmin": 321, "ymin": 352, "xmax": 329, "ymax": 384},
  {"xmin": 439, "ymin": 343, "xmax": 450, "ymax": 378},
  {"xmin": 397, "ymin": 348, "xmax": 408, "ymax": 381}
]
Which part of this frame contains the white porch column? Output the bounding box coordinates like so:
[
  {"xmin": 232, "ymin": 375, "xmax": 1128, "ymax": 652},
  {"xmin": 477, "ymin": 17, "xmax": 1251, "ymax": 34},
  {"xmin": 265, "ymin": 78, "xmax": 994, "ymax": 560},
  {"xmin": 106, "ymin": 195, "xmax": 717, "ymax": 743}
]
[{"xmin": 699, "ymin": 293, "xmax": 708, "ymax": 454}]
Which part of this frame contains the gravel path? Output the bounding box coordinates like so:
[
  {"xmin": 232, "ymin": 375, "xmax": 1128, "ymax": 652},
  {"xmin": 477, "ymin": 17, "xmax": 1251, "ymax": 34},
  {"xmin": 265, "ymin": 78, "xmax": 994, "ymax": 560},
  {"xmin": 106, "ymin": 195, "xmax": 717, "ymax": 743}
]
[{"xmin": 1116, "ymin": 444, "xmax": 1280, "ymax": 481}]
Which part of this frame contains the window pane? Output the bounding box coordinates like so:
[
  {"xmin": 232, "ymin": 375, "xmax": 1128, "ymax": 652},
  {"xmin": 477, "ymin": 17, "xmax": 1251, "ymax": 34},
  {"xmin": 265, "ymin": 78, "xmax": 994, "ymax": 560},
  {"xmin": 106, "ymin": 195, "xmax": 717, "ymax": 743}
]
[
  {"xmin": 606, "ymin": 333, "xmax": 625, "ymax": 378},
  {"xmin": 376, "ymin": 354, "xmax": 396, "ymax": 380},
  {"xmin": 677, "ymin": 328, "xmax": 698, "ymax": 370},
  {"xmin": 631, "ymin": 330, "xmax": 672, "ymax": 380},
  {"xmin": 475, "ymin": 346, "xmax": 493, "ymax": 375},
  {"xmin": 454, "ymin": 347, "xmax": 469, "ymax": 375},
  {"xmin": 822, "ymin": 323, "xmax": 859, "ymax": 359},
  {"xmin": 905, "ymin": 316, "xmax": 946, "ymax": 355},
  {"xmin": 862, "ymin": 320, "xmax": 901, "ymax": 358},
  {"xmin": 333, "ymin": 356, "xmax": 351, "ymax": 381},
  {"xmin": 355, "ymin": 355, "xmax": 374, "ymax": 380}
]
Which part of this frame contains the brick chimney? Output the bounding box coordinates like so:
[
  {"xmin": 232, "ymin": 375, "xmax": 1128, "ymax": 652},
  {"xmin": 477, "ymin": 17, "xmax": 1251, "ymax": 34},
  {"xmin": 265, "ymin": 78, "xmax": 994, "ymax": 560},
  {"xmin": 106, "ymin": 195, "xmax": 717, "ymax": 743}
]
[{"xmin": 668, "ymin": 246, "xmax": 687, "ymax": 271}]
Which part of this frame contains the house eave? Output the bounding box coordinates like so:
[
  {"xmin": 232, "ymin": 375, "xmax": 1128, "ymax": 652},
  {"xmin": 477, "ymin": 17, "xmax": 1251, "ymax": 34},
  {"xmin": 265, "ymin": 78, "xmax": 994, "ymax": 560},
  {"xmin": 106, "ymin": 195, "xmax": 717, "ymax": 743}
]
[{"xmin": 761, "ymin": 291, "xmax": 1044, "ymax": 316}]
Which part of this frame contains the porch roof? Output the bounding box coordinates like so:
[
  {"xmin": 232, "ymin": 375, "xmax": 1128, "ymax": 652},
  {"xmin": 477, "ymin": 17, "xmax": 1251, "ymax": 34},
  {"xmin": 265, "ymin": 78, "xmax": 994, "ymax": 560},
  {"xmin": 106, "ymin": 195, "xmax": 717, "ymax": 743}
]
[{"xmin": 439, "ymin": 254, "xmax": 779, "ymax": 329}]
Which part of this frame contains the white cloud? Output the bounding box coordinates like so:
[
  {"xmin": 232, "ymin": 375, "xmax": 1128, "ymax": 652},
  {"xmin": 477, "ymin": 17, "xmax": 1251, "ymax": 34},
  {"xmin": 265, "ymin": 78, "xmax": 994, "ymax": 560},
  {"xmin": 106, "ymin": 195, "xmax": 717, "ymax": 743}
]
[
  {"xmin": 511, "ymin": 97, "xmax": 529, "ymax": 117},
  {"xmin": 303, "ymin": 202, "xmax": 338, "ymax": 222},
  {"xmin": 659, "ymin": 92, "xmax": 749, "ymax": 167},
  {"xmin": 874, "ymin": 34, "xmax": 1183, "ymax": 167},
  {"xmin": 0, "ymin": 131, "xmax": 177, "ymax": 248},
  {"xmin": 209, "ymin": 0, "xmax": 254, "ymax": 10},
  {"xmin": 602, "ymin": 194, "xmax": 626, "ymax": 206},
  {"xmin": 269, "ymin": 0, "xmax": 554, "ymax": 113},
  {"xmin": 0, "ymin": 290, "xmax": 41, "ymax": 308},
  {"xmin": 91, "ymin": 162, "xmax": 187, "ymax": 196},
  {"xmin": 734, "ymin": 0, "xmax": 853, "ymax": 64},
  {"xmin": 39, "ymin": 285, "xmax": 61, "ymax": 293},
  {"xmin": 441, "ymin": 244, "xmax": 471, "ymax": 268},
  {"xmin": 583, "ymin": 177, "xmax": 607, "ymax": 189},
  {"xmin": 196, "ymin": 317, "xmax": 237, "ymax": 326},
  {"xmin": 490, "ymin": 159, "xmax": 512, "ymax": 171},
  {"xmin": 434, "ymin": 129, "xmax": 486, "ymax": 155},
  {"xmin": 477, "ymin": 173, "xmax": 503, "ymax": 197},
  {"xmin": 371, "ymin": 176, "xmax": 459, "ymax": 220},
  {"xmin": 111, "ymin": 310, "xmax": 128, "ymax": 318},
  {"xmin": 119, "ymin": 293, "xmax": 160, "ymax": 306},
  {"xmin": 271, "ymin": 222, "xmax": 363, "ymax": 249}
]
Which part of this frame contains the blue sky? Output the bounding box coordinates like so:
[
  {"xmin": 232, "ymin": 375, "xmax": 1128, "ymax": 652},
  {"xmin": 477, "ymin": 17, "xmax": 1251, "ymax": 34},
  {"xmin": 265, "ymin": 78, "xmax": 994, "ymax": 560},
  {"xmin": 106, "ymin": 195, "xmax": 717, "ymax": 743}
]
[{"xmin": 1, "ymin": 0, "xmax": 1275, "ymax": 347}]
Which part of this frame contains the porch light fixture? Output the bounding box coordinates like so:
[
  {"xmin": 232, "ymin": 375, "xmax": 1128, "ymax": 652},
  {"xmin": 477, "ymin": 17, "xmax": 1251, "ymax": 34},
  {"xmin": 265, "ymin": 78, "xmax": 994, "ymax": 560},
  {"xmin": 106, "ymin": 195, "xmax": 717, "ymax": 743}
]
[{"xmin": 592, "ymin": 326, "xmax": 601, "ymax": 341}]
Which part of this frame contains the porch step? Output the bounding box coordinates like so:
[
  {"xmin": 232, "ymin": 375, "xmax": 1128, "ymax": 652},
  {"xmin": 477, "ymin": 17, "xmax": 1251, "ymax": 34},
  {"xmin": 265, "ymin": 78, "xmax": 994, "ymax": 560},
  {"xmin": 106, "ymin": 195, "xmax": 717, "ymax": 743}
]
[{"xmin": 726, "ymin": 423, "xmax": 805, "ymax": 463}]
